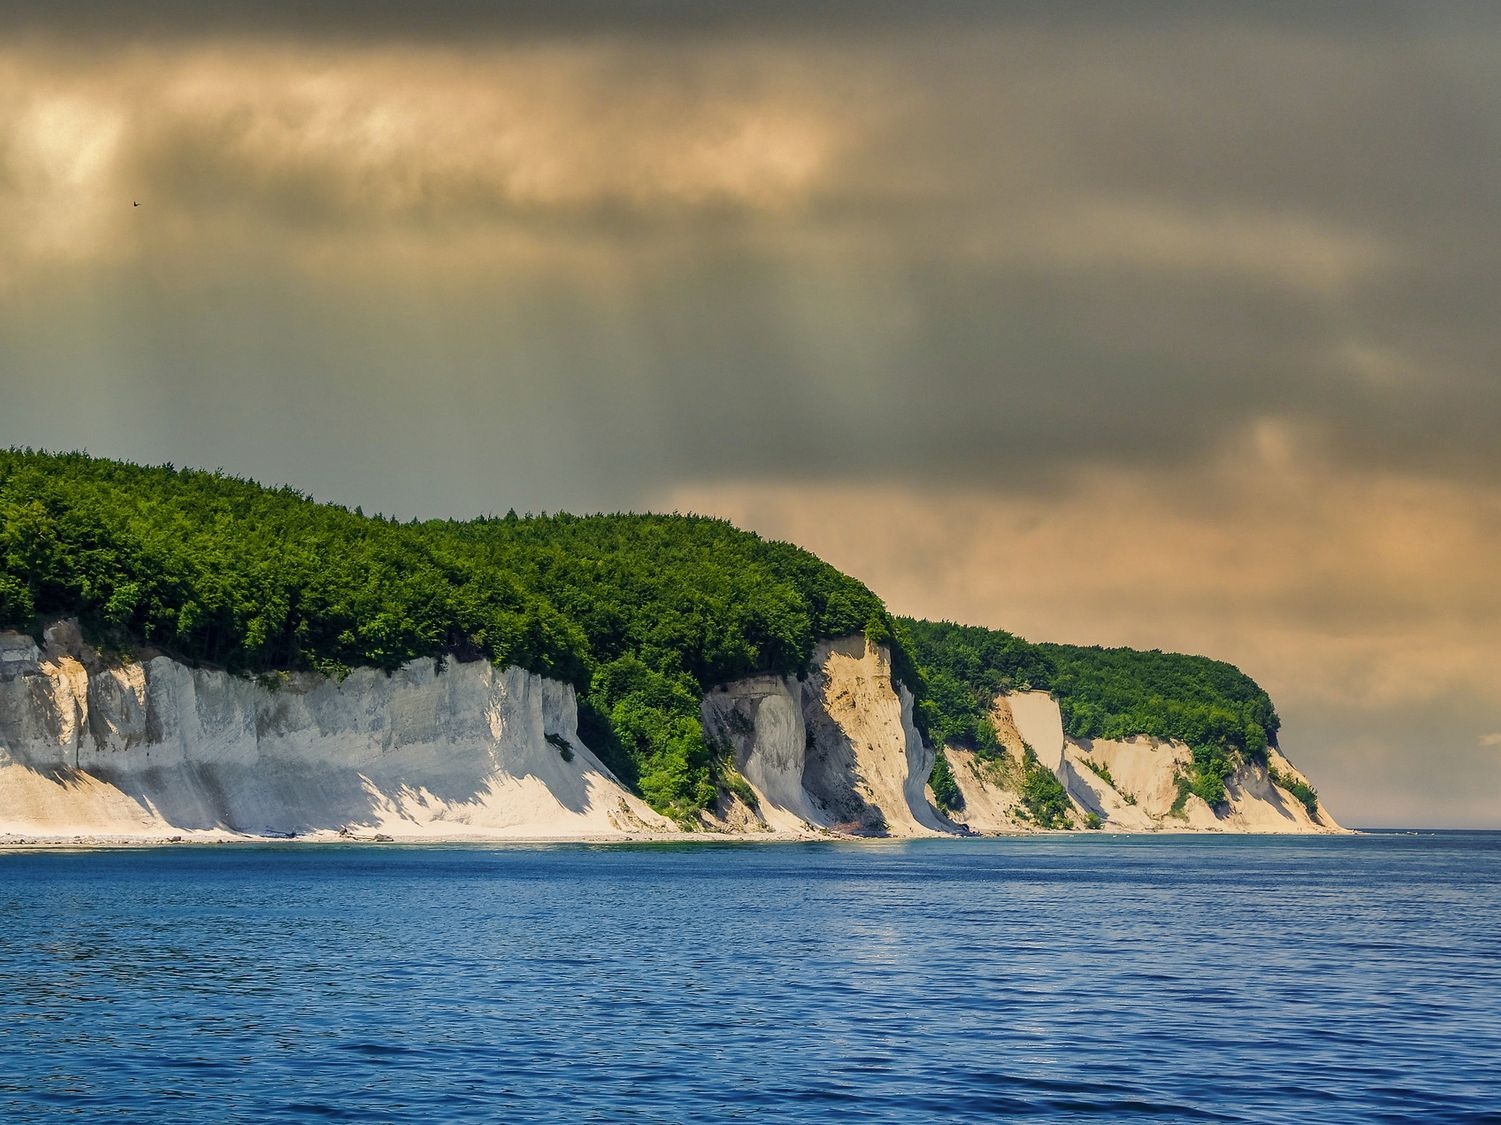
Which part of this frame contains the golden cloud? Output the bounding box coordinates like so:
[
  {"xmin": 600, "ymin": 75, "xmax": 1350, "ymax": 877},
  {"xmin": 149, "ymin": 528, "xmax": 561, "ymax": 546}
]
[{"xmin": 0, "ymin": 42, "xmax": 849, "ymax": 284}]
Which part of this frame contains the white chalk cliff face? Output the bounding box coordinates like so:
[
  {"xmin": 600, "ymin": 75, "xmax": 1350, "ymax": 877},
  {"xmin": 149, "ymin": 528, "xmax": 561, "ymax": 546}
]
[
  {"xmin": 0, "ymin": 621, "xmax": 669, "ymax": 841},
  {"xmin": 702, "ymin": 636, "xmax": 943, "ymax": 837},
  {"xmin": 1, "ymin": 622, "xmax": 1337, "ymax": 841},
  {"xmin": 943, "ymin": 692, "xmax": 1344, "ymax": 834},
  {"xmin": 0, "ymin": 624, "xmax": 939, "ymax": 842}
]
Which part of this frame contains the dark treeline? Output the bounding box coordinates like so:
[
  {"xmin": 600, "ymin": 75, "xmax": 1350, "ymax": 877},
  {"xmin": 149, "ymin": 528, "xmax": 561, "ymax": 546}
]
[
  {"xmin": 0, "ymin": 450, "xmax": 907, "ymax": 819},
  {"xmin": 900, "ymin": 618, "xmax": 1280, "ymax": 808}
]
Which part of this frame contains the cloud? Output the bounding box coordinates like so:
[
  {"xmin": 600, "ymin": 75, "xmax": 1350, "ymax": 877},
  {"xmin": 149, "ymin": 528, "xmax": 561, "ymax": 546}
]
[
  {"xmin": 989, "ymin": 200, "xmax": 1390, "ymax": 299},
  {"xmin": 0, "ymin": 44, "xmax": 849, "ymax": 279},
  {"xmin": 7, "ymin": 11, "xmax": 1495, "ymax": 490},
  {"xmin": 1481, "ymin": 733, "xmax": 1501, "ymax": 749},
  {"xmin": 4, "ymin": 0, "xmax": 964, "ymax": 42},
  {"xmin": 5, "ymin": 1, "xmax": 1490, "ymax": 45},
  {"xmin": 3, "ymin": 15, "xmax": 1497, "ymax": 505}
]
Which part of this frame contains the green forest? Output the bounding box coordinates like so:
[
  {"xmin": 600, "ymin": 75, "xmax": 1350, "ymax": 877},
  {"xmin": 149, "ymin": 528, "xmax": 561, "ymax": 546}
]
[
  {"xmin": 0, "ymin": 450, "xmax": 911, "ymax": 820},
  {"xmin": 900, "ymin": 618, "xmax": 1281, "ymax": 808},
  {"xmin": 1, "ymin": 449, "xmax": 1281, "ymax": 818}
]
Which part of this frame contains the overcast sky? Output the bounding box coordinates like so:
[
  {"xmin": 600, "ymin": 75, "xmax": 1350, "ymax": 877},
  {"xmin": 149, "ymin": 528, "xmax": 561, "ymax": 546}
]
[{"xmin": 3, "ymin": 2, "xmax": 1498, "ymax": 826}]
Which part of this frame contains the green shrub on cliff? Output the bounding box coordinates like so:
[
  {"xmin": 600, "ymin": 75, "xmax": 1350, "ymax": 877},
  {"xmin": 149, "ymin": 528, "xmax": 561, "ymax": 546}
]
[
  {"xmin": 1019, "ymin": 745, "xmax": 1073, "ymax": 828},
  {"xmin": 928, "ymin": 749, "xmax": 963, "ymax": 813},
  {"xmin": 1268, "ymin": 766, "xmax": 1319, "ymax": 817},
  {"xmin": 917, "ymin": 665, "xmax": 1005, "ymax": 756},
  {"xmin": 1081, "ymin": 757, "xmax": 1116, "ymax": 788}
]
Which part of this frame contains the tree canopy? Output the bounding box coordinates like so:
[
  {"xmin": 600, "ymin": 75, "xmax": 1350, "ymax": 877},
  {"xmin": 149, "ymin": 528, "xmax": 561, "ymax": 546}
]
[
  {"xmin": 0, "ymin": 449, "xmax": 904, "ymax": 819},
  {"xmin": 1, "ymin": 449, "xmax": 1284, "ymax": 819}
]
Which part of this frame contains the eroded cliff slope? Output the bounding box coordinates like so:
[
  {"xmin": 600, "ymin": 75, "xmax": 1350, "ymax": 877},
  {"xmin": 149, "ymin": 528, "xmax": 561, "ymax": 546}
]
[
  {"xmin": 701, "ymin": 636, "xmax": 943, "ymax": 837},
  {"xmin": 942, "ymin": 692, "xmax": 1343, "ymax": 833}
]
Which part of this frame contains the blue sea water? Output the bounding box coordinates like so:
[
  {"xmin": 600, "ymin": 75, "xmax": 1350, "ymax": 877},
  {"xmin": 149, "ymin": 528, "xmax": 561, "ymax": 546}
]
[{"xmin": 1, "ymin": 833, "xmax": 1498, "ymax": 1124}]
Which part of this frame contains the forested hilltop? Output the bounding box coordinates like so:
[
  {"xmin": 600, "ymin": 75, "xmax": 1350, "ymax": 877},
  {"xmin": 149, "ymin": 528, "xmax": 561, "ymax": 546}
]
[
  {"xmin": 902, "ymin": 618, "xmax": 1282, "ymax": 810},
  {"xmin": 0, "ymin": 450, "xmax": 912, "ymax": 819},
  {"xmin": 1, "ymin": 450, "xmax": 1287, "ymax": 821}
]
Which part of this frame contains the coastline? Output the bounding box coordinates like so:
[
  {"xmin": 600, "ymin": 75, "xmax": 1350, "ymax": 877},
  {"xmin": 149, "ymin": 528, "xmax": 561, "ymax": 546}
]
[
  {"xmin": 0, "ymin": 824, "xmax": 1358, "ymax": 850},
  {"xmin": 1, "ymin": 623, "xmax": 1343, "ymax": 846}
]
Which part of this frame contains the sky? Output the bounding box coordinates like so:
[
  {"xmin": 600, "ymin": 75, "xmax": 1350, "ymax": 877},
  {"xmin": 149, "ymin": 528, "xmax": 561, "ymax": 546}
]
[{"xmin": 3, "ymin": 2, "xmax": 1498, "ymax": 826}]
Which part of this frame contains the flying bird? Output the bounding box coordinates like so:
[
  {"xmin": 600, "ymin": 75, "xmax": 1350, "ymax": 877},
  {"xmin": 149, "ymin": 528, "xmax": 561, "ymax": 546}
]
[{"xmin": 133, "ymin": 201, "xmax": 140, "ymax": 207}]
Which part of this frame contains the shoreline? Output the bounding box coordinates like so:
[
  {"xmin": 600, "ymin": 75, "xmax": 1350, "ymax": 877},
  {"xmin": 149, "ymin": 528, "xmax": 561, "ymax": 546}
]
[
  {"xmin": 0, "ymin": 824, "xmax": 1357, "ymax": 850},
  {"xmin": 2, "ymin": 622, "xmax": 1343, "ymax": 849}
]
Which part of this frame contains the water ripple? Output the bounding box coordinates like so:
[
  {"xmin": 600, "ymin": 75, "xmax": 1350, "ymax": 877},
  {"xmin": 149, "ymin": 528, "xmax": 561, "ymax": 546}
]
[{"xmin": 2, "ymin": 833, "xmax": 1499, "ymax": 1123}]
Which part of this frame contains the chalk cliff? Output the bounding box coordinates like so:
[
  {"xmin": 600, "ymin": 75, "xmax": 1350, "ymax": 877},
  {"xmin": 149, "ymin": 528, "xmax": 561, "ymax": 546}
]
[
  {"xmin": 0, "ymin": 621, "xmax": 669, "ymax": 841},
  {"xmin": 941, "ymin": 691, "xmax": 1343, "ymax": 833},
  {"xmin": 701, "ymin": 636, "xmax": 943, "ymax": 837},
  {"xmin": 1, "ymin": 623, "xmax": 1337, "ymax": 842},
  {"xmin": 0, "ymin": 624, "xmax": 942, "ymax": 842}
]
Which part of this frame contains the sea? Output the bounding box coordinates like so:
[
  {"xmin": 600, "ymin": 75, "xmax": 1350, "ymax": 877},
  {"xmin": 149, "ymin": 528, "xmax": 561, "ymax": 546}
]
[{"xmin": 2, "ymin": 833, "xmax": 1498, "ymax": 1124}]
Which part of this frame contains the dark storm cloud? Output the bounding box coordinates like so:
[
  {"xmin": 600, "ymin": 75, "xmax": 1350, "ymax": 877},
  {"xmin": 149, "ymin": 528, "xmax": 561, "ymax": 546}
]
[
  {"xmin": 5, "ymin": 0, "xmax": 1496, "ymax": 44},
  {"xmin": 3, "ymin": 9, "xmax": 1499, "ymax": 498}
]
